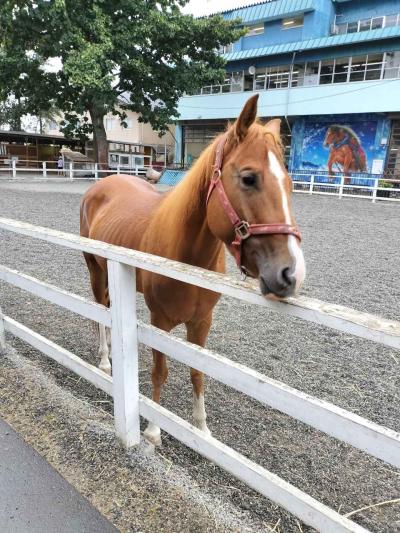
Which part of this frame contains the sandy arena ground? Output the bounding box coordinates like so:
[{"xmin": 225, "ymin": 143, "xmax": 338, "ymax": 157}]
[{"xmin": 0, "ymin": 179, "xmax": 399, "ymax": 532}]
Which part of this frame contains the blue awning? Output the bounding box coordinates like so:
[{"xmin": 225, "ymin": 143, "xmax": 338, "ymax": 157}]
[{"xmin": 223, "ymin": 25, "xmax": 400, "ymax": 61}]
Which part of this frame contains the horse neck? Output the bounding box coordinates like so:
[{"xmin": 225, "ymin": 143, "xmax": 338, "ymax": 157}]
[{"xmin": 153, "ymin": 145, "xmax": 223, "ymax": 268}]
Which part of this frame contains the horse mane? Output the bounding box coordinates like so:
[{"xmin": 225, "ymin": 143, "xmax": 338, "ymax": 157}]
[
  {"xmin": 155, "ymin": 121, "xmax": 283, "ymax": 223},
  {"xmin": 330, "ymin": 124, "xmax": 361, "ymax": 145}
]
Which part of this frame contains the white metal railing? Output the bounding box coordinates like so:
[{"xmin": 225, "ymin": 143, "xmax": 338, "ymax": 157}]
[
  {"xmin": 291, "ymin": 172, "xmax": 400, "ymax": 203},
  {"xmin": 0, "ymin": 217, "xmax": 399, "ymax": 532}
]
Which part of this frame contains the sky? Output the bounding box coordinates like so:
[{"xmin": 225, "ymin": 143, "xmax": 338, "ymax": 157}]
[{"xmin": 182, "ymin": 0, "xmax": 264, "ymax": 17}]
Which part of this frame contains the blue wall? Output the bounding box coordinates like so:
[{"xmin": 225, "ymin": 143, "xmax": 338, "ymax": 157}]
[
  {"xmin": 303, "ymin": 0, "xmax": 335, "ymax": 39},
  {"xmin": 178, "ymin": 79, "xmax": 400, "ymax": 120}
]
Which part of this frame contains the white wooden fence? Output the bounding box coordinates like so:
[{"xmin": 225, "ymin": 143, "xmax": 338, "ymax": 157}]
[
  {"xmin": 292, "ymin": 172, "xmax": 400, "ymax": 203},
  {"xmin": 0, "ymin": 160, "xmax": 155, "ymax": 180},
  {"xmin": 0, "ymin": 217, "xmax": 399, "ymax": 533}
]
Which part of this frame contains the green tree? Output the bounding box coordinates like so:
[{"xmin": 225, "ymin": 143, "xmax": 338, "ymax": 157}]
[
  {"xmin": 0, "ymin": 98, "xmax": 27, "ymax": 130},
  {"xmin": 0, "ymin": 1, "xmax": 243, "ymax": 165}
]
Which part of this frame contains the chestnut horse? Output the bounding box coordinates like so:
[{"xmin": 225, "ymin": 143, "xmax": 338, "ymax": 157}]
[
  {"xmin": 324, "ymin": 125, "xmax": 367, "ymax": 177},
  {"xmin": 80, "ymin": 95, "xmax": 305, "ymax": 446}
]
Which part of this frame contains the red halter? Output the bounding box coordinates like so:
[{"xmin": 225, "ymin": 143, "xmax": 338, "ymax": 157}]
[{"xmin": 206, "ymin": 134, "xmax": 302, "ymax": 274}]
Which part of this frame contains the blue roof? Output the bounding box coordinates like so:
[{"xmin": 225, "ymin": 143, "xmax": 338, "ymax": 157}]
[
  {"xmin": 222, "ymin": 0, "xmax": 314, "ymax": 24},
  {"xmin": 224, "ymin": 25, "xmax": 400, "ymax": 61}
]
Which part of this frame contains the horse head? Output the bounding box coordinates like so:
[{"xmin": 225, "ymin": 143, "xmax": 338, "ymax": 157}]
[
  {"xmin": 324, "ymin": 126, "xmax": 343, "ymax": 148},
  {"xmin": 206, "ymin": 95, "xmax": 305, "ymax": 299}
]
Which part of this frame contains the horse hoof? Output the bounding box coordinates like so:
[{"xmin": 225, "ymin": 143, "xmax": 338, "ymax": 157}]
[
  {"xmin": 143, "ymin": 424, "xmax": 162, "ymax": 447},
  {"xmin": 99, "ymin": 362, "xmax": 112, "ymax": 375},
  {"xmin": 195, "ymin": 421, "xmax": 211, "ymax": 437}
]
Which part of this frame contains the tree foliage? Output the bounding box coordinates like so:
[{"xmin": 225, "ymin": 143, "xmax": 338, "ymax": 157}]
[{"xmin": 0, "ymin": 1, "xmax": 243, "ymax": 163}]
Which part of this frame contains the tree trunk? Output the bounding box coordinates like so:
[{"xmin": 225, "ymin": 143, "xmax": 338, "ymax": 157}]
[{"xmin": 89, "ymin": 106, "xmax": 108, "ymax": 168}]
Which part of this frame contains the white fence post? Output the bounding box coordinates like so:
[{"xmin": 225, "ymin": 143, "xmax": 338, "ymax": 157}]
[
  {"xmin": 117, "ymin": 164, "xmax": 120, "ymax": 175},
  {"xmin": 372, "ymin": 178, "xmax": 378, "ymax": 203},
  {"xmin": 42, "ymin": 161, "xmax": 47, "ymax": 179},
  {"xmin": 12, "ymin": 160, "xmax": 16, "ymax": 179},
  {"xmin": 108, "ymin": 260, "xmax": 140, "ymax": 448},
  {"xmin": 309, "ymin": 175, "xmax": 314, "ymax": 194},
  {"xmin": 339, "ymin": 175, "xmax": 345, "ymax": 199},
  {"xmin": 69, "ymin": 162, "xmax": 74, "ymax": 181},
  {"xmin": 94, "ymin": 163, "xmax": 98, "ymax": 181}
]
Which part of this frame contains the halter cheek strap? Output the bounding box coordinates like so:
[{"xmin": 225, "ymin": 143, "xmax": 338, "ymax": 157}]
[{"xmin": 206, "ymin": 134, "xmax": 302, "ymax": 274}]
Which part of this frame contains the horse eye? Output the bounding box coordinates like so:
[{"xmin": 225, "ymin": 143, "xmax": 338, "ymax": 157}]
[{"xmin": 241, "ymin": 175, "xmax": 257, "ymax": 187}]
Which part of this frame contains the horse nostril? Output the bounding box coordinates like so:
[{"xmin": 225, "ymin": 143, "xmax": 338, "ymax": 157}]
[{"xmin": 280, "ymin": 267, "xmax": 294, "ymax": 288}]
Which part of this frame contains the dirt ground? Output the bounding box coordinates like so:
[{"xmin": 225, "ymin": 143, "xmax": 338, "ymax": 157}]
[{"xmin": 0, "ymin": 180, "xmax": 399, "ymax": 532}]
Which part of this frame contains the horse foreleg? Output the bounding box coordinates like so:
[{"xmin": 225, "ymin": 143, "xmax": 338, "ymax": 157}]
[
  {"xmin": 98, "ymin": 324, "xmax": 112, "ymax": 374},
  {"xmin": 83, "ymin": 252, "xmax": 111, "ymax": 375},
  {"xmin": 327, "ymin": 155, "xmax": 335, "ymax": 181},
  {"xmin": 186, "ymin": 315, "xmax": 212, "ymax": 436},
  {"xmin": 143, "ymin": 313, "xmax": 174, "ymax": 446}
]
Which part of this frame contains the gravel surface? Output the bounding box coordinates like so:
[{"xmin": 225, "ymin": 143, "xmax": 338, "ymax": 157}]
[{"xmin": 0, "ymin": 181, "xmax": 399, "ymax": 532}]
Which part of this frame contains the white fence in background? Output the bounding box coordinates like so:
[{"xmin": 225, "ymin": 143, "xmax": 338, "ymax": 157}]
[
  {"xmin": 1, "ymin": 161, "xmax": 400, "ymax": 204},
  {"xmin": 0, "ymin": 217, "xmax": 399, "ymax": 533},
  {"xmin": 0, "ymin": 160, "xmax": 156, "ymax": 180},
  {"xmin": 292, "ymin": 172, "xmax": 400, "ymax": 203}
]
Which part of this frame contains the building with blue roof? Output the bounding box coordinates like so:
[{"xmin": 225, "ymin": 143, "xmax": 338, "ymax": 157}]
[{"xmin": 174, "ymin": 0, "xmax": 400, "ymax": 181}]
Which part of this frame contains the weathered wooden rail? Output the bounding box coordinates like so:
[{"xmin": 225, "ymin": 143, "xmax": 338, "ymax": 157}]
[{"xmin": 0, "ymin": 216, "xmax": 399, "ymax": 533}]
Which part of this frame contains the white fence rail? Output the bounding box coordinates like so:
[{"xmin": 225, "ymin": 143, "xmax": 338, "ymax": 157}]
[
  {"xmin": 0, "ymin": 160, "xmax": 158, "ymax": 180},
  {"xmin": 0, "ymin": 216, "xmax": 399, "ymax": 532},
  {"xmin": 1, "ymin": 162, "xmax": 400, "ymax": 204}
]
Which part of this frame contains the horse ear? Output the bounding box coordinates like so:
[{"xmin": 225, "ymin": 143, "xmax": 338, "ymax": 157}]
[
  {"xmin": 265, "ymin": 118, "xmax": 281, "ymax": 137},
  {"xmin": 235, "ymin": 94, "xmax": 259, "ymax": 140}
]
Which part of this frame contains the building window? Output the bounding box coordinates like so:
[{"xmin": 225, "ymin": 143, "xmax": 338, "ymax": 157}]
[
  {"xmin": 291, "ymin": 63, "xmax": 306, "ymax": 87},
  {"xmin": 359, "ymin": 18, "xmax": 372, "ymax": 32},
  {"xmin": 245, "ymin": 23, "xmax": 264, "ymax": 37},
  {"xmin": 349, "ymin": 55, "xmax": 367, "ymax": 82},
  {"xmin": 371, "ymin": 17, "xmax": 384, "ymax": 30},
  {"xmin": 230, "ymin": 71, "xmax": 244, "ymax": 92},
  {"xmin": 105, "ymin": 118, "xmax": 115, "ymax": 130},
  {"xmin": 194, "ymin": 52, "xmax": 398, "ymax": 96},
  {"xmin": 385, "ymin": 14, "xmax": 399, "ymax": 27},
  {"xmin": 266, "ymin": 66, "xmax": 290, "ymax": 89},
  {"xmin": 333, "ymin": 57, "xmax": 350, "ymax": 83},
  {"xmin": 384, "ymin": 51, "xmax": 400, "ymax": 78},
  {"xmin": 125, "ymin": 118, "xmax": 134, "ymax": 129},
  {"xmin": 333, "ymin": 14, "xmax": 400, "ymax": 35},
  {"xmin": 349, "ymin": 54, "xmax": 384, "ymax": 82},
  {"xmin": 48, "ymin": 120, "xmax": 58, "ymax": 130},
  {"xmin": 319, "ymin": 59, "xmax": 334, "ymax": 84},
  {"xmin": 303, "ymin": 62, "xmax": 320, "ymax": 86},
  {"xmin": 365, "ymin": 54, "xmax": 385, "ymax": 80},
  {"xmin": 282, "ymin": 16, "xmax": 304, "ymax": 29},
  {"xmin": 254, "ymin": 67, "xmax": 266, "ymax": 90},
  {"xmin": 218, "ymin": 43, "xmax": 233, "ymax": 54}
]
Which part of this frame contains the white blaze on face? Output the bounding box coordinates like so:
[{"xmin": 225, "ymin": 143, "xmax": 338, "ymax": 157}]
[{"xmin": 268, "ymin": 151, "xmax": 306, "ymax": 291}]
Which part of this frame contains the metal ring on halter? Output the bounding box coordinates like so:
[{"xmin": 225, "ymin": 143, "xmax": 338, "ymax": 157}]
[{"xmin": 234, "ymin": 221, "xmax": 251, "ymax": 240}]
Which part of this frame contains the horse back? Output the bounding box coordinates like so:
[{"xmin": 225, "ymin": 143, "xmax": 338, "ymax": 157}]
[{"xmin": 80, "ymin": 174, "xmax": 163, "ymax": 255}]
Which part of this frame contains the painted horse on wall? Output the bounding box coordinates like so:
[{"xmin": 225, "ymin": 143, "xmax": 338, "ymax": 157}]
[
  {"xmin": 80, "ymin": 95, "xmax": 306, "ymax": 446},
  {"xmin": 324, "ymin": 125, "xmax": 367, "ymax": 181}
]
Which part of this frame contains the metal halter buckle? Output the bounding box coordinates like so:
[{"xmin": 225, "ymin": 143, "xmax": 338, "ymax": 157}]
[{"xmin": 235, "ymin": 221, "xmax": 251, "ymax": 240}]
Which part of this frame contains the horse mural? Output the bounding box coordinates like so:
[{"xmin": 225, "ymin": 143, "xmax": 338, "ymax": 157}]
[
  {"xmin": 80, "ymin": 95, "xmax": 306, "ymax": 446},
  {"xmin": 324, "ymin": 125, "xmax": 367, "ymax": 179}
]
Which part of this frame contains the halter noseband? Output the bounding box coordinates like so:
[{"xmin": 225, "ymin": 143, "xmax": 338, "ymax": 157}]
[{"xmin": 206, "ymin": 133, "xmax": 302, "ymax": 275}]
